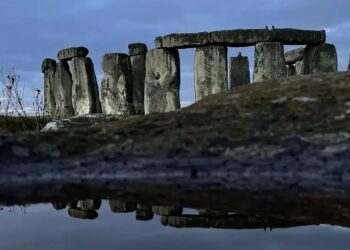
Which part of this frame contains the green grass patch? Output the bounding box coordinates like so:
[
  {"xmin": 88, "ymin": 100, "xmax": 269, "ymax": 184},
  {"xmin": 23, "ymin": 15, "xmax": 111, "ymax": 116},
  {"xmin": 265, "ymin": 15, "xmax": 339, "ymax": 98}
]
[{"xmin": 0, "ymin": 115, "xmax": 51, "ymax": 133}]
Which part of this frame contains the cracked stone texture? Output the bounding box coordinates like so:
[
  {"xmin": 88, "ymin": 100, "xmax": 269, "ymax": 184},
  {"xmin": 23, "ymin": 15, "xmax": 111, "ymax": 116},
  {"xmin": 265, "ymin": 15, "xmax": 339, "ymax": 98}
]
[
  {"xmin": 42, "ymin": 58, "xmax": 57, "ymax": 117},
  {"xmin": 303, "ymin": 43, "xmax": 338, "ymax": 74},
  {"xmin": 1, "ymin": 72, "xmax": 350, "ymax": 204},
  {"xmin": 195, "ymin": 45, "xmax": 228, "ymax": 101},
  {"xmin": 71, "ymin": 57, "xmax": 102, "ymax": 115},
  {"xmin": 253, "ymin": 42, "xmax": 287, "ymax": 82},
  {"xmin": 101, "ymin": 53, "xmax": 134, "ymax": 115},
  {"xmin": 155, "ymin": 29, "xmax": 325, "ymax": 49},
  {"xmin": 145, "ymin": 48, "xmax": 180, "ymax": 114}
]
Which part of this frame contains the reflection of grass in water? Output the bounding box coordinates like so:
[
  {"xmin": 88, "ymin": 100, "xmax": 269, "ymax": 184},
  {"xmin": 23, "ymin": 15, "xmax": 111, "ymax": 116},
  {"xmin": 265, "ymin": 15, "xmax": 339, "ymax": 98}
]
[{"xmin": 0, "ymin": 115, "xmax": 50, "ymax": 133}]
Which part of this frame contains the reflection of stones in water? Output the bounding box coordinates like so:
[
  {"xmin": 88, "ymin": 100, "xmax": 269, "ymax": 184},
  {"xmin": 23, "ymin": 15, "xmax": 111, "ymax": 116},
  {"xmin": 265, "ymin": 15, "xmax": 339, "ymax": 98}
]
[
  {"xmin": 198, "ymin": 209, "xmax": 228, "ymax": 217},
  {"xmin": 68, "ymin": 208, "xmax": 98, "ymax": 220},
  {"xmin": 79, "ymin": 199, "xmax": 101, "ymax": 211},
  {"xmin": 152, "ymin": 206, "xmax": 183, "ymax": 216},
  {"xmin": 136, "ymin": 203, "xmax": 154, "ymax": 221},
  {"xmin": 67, "ymin": 201, "xmax": 78, "ymax": 208},
  {"xmin": 109, "ymin": 200, "xmax": 136, "ymax": 213},
  {"xmin": 52, "ymin": 202, "xmax": 66, "ymax": 210}
]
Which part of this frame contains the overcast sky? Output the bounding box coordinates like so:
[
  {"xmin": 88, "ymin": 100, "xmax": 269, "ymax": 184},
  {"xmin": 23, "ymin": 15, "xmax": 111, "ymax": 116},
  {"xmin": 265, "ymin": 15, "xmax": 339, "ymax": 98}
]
[{"xmin": 0, "ymin": 0, "xmax": 349, "ymax": 106}]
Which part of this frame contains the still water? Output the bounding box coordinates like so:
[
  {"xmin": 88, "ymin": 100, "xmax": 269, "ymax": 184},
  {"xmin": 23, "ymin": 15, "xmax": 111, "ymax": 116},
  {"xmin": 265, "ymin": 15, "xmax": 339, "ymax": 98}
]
[{"xmin": 0, "ymin": 200, "xmax": 349, "ymax": 250}]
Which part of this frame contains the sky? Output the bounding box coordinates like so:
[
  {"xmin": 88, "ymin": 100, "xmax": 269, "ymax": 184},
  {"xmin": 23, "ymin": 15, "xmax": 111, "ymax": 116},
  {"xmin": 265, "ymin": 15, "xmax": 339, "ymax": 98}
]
[{"xmin": 0, "ymin": 0, "xmax": 349, "ymax": 108}]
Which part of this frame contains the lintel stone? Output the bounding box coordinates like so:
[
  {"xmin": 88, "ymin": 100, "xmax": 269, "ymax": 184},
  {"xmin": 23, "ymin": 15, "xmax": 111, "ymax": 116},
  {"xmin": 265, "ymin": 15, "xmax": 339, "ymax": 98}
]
[{"xmin": 57, "ymin": 46, "xmax": 89, "ymax": 61}]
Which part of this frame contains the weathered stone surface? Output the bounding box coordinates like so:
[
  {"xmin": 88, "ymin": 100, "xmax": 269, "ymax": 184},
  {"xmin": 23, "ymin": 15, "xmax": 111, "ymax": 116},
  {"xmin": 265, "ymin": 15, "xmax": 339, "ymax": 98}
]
[
  {"xmin": 41, "ymin": 114, "xmax": 120, "ymax": 132},
  {"xmin": 303, "ymin": 43, "xmax": 338, "ymax": 75},
  {"xmin": 42, "ymin": 59, "xmax": 57, "ymax": 117},
  {"xmin": 54, "ymin": 61, "xmax": 75, "ymax": 118},
  {"xmin": 295, "ymin": 60, "xmax": 304, "ymax": 75},
  {"xmin": 68, "ymin": 208, "xmax": 98, "ymax": 220},
  {"xmin": 155, "ymin": 29, "xmax": 326, "ymax": 49},
  {"xmin": 128, "ymin": 43, "xmax": 148, "ymax": 56},
  {"xmin": 230, "ymin": 52, "xmax": 250, "ymax": 88},
  {"xmin": 79, "ymin": 199, "xmax": 101, "ymax": 210},
  {"xmin": 41, "ymin": 58, "xmax": 56, "ymax": 73},
  {"xmin": 71, "ymin": 57, "xmax": 102, "ymax": 115},
  {"xmin": 101, "ymin": 53, "xmax": 134, "ymax": 115},
  {"xmin": 67, "ymin": 201, "xmax": 78, "ymax": 208},
  {"xmin": 198, "ymin": 209, "xmax": 227, "ymax": 216},
  {"xmin": 286, "ymin": 64, "xmax": 296, "ymax": 77},
  {"xmin": 145, "ymin": 48, "xmax": 180, "ymax": 114},
  {"xmin": 284, "ymin": 47, "xmax": 304, "ymax": 64},
  {"xmin": 129, "ymin": 44, "xmax": 148, "ymax": 115},
  {"xmin": 57, "ymin": 47, "xmax": 89, "ymax": 61},
  {"xmin": 152, "ymin": 206, "xmax": 183, "ymax": 216},
  {"xmin": 253, "ymin": 42, "xmax": 286, "ymax": 82},
  {"xmin": 109, "ymin": 200, "xmax": 136, "ymax": 213},
  {"xmin": 195, "ymin": 45, "xmax": 228, "ymax": 101},
  {"xmin": 348, "ymin": 53, "xmax": 350, "ymax": 71}
]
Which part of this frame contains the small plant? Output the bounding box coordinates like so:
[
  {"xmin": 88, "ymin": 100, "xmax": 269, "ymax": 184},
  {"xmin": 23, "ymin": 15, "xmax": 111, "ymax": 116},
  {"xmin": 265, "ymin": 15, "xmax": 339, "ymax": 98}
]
[{"xmin": 0, "ymin": 68, "xmax": 48, "ymax": 131}]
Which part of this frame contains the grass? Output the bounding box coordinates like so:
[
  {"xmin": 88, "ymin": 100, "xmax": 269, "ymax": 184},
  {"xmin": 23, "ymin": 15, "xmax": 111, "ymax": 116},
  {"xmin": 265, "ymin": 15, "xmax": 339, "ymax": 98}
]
[{"xmin": 0, "ymin": 115, "xmax": 51, "ymax": 133}]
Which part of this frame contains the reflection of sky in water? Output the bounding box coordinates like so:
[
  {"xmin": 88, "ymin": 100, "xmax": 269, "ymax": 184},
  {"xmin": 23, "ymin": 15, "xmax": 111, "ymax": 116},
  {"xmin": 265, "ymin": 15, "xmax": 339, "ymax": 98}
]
[{"xmin": 0, "ymin": 202, "xmax": 349, "ymax": 250}]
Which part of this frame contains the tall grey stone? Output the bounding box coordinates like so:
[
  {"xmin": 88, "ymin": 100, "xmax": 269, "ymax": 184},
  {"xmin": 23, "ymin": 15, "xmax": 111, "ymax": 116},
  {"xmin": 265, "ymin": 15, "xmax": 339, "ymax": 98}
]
[
  {"xmin": 230, "ymin": 52, "xmax": 250, "ymax": 88},
  {"xmin": 348, "ymin": 52, "xmax": 350, "ymax": 71},
  {"xmin": 79, "ymin": 199, "xmax": 102, "ymax": 211},
  {"xmin": 253, "ymin": 42, "xmax": 286, "ymax": 82},
  {"xmin": 194, "ymin": 45, "xmax": 228, "ymax": 101},
  {"xmin": 145, "ymin": 48, "xmax": 180, "ymax": 114},
  {"xmin": 286, "ymin": 64, "xmax": 296, "ymax": 77},
  {"xmin": 295, "ymin": 60, "xmax": 304, "ymax": 75},
  {"xmin": 109, "ymin": 199, "xmax": 136, "ymax": 213},
  {"xmin": 101, "ymin": 53, "xmax": 134, "ymax": 115},
  {"xmin": 54, "ymin": 60, "xmax": 75, "ymax": 118},
  {"xmin": 71, "ymin": 57, "xmax": 102, "ymax": 115},
  {"xmin": 129, "ymin": 43, "xmax": 148, "ymax": 115},
  {"xmin": 42, "ymin": 58, "xmax": 57, "ymax": 117},
  {"xmin": 303, "ymin": 43, "xmax": 338, "ymax": 74}
]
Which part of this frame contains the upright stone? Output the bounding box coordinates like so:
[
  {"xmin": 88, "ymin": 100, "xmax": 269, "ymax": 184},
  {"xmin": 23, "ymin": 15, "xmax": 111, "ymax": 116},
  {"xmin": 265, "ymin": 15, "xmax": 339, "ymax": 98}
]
[
  {"xmin": 253, "ymin": 42, "xmax": 286, "ymax": 82},
  {"xmin": 145, "ymin": 48, "xmax": 180, "ymax": 114},
  {"xmin": 109, "ymin": 200, "xmax": 137, "ymax": 213},
  {"xmin": 101, "ymin": 53, "xmax": 134, "ymax": 115},
  {"xmin": 42, "ymin": 58, "xmax": 57, "ymax": 117},
  {"xmin": 303, "ymin": 43, "xmax": 338, "ymax": 74},
  {"xmin": 71, "ymin": 57, "xmax": 102, "ymax": 115},
  {"xmin": 348, "ymin": 52, "xmax": 350, "ymax": 71},
  {"xmin": 286, "ymin": 64, "xmax": 296, "ymax": 77},
  {"xmin": 129, "ymin": 43, "xmax": 148, "ymax": 115},
  {"xmin": 54, "ymin": 60, "xmax": 75, "ymax": 118},
  {"xmin": 230, "ymin": 52, "xmax": 250, "ymax": 88},
  {"xmin": 194, "ymin": 45, "xmax": 228, "ymax": 101},
  {"xmin": 295, "ymin": 60, "xmax": 304, "ymax": 75}
]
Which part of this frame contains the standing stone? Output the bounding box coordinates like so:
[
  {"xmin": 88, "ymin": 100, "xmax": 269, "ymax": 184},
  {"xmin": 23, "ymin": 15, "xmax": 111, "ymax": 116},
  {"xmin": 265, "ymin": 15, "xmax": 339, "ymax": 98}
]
[
  {"xmin": 101, "ymin": 53, "xmax": 134, "ymax": 115},
  {"xmin": 42, "ymin": 58, "xmax": 57, "ymax": 117},
  {"xmin": 79, "ymin": 199, "xmax": 102, "ymax": 211},
  {"xmin": 230, "ymin": 52, "xmax": 250, "ymax": 88},
  {"xmin": 303, "ymin": 43, "xmax": 338, "ymax": 74},
  {"xmin": 295, "ymin": 61, "xmax": 304, "ymax": 75},
  {"xmin": 286, "ymin": 64, "xmax": 296, "ymax": 77},
  {"xmin": 253, "ymin": 42, "xmax": 286, "ymax": 82},
  {"xmin": 194, "ymin": 45, "xmax": 228, "ymax": 101},
  {"xmin": 109, "ymin": 199, "xmax": 136, "ymax": 213},
  {"xmin": 152, "ymin": 206, "xmax": 183, "ymax": 216},
  {"xmin": 348, "ymin": 52, "xmax": 350, "ymax": 71},
  {"xmin": 54, "ymin": 60, "xmax": 75, "ymax": 118},
  {"xmin": 145, "ymin": 48, "xmax": 180, "ymax": 114},
  {"xmin": 71, "ymin": 57, "xmax": 102, "ymax": 115},
  {"xmin": 129, "ymin": 43, "xmax": 148, "ymax": 115}
]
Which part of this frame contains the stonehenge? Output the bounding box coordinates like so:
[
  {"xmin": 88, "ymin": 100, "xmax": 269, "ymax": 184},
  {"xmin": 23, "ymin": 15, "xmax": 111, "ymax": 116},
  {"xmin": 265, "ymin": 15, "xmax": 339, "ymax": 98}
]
[
  {"xmin": 303, "ymin": 43, "xmax": 338, "ymax": 74},
  {"xmin": 129, "ymin": 43, "xmax": 147, "ymax": 115},
  {"xmin": 101, "ymin": 53, "xmax": 134, "ymax": 115},
  {"xmin": 145, "ymin": 48, "xmax": 180, "ymax": 114},
  {"xmin": 109, "ymin": 199, "xmax": 136, "ymax": 213},
  {"xmin": 43, "ymin": 28, "xmax": 342, "ymax": 119},
  {"xmin": 230, "ymin": 52, "xmax": 250, "ymax": 88},
  {"xmin": 194, "ymin": 45, "xmax": 228, "ymax": 101},
  {"xmin": 71, "ymin": 57, "xmax": 102, "ymax": 115},
  {"xmin": 253, "ymin": 42, "xmax": 286, "ymax": 82}
]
